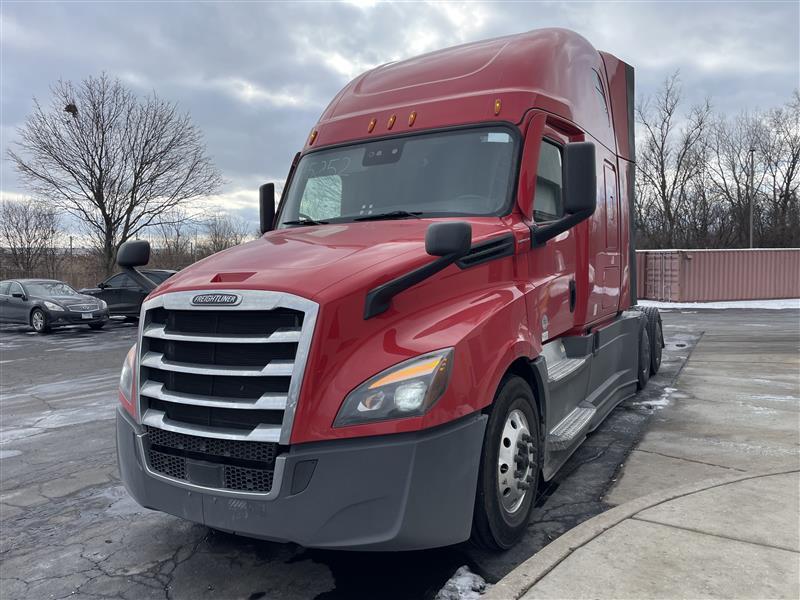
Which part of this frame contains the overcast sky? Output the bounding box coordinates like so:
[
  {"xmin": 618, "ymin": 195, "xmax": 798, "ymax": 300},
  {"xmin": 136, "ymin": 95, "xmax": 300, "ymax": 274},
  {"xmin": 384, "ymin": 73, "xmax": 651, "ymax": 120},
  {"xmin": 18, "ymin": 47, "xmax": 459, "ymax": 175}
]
[{"xmin": 2, "ymin": 1, "xmax": 798, "ymax": 226}]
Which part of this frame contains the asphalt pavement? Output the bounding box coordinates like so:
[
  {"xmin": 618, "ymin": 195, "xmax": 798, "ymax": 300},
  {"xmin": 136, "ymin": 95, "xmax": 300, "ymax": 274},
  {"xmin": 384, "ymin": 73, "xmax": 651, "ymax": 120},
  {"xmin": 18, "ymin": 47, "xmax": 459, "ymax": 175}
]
[{"xmin": 1, "ymin": 311, "xmax": 708, "ymax": 599}]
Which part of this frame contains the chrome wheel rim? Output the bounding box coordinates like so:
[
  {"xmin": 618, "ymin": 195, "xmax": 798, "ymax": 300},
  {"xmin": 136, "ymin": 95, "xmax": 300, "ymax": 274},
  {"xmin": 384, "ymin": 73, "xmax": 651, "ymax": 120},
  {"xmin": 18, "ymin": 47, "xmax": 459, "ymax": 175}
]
[
  {"xmin": 32, "ymin": 311, "xmax": 44, "ymax": 331},
  {"xmin": 497, "ymin": 408, "xmax": 534, "ymax": 514}
]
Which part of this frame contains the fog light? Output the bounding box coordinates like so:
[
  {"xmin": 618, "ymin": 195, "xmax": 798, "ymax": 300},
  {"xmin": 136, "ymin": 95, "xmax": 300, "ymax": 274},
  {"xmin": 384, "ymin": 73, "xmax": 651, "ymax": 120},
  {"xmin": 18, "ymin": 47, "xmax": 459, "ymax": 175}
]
[{"xmin": 395, "ymin": 381, "xmax": 428, "ymax": 412}]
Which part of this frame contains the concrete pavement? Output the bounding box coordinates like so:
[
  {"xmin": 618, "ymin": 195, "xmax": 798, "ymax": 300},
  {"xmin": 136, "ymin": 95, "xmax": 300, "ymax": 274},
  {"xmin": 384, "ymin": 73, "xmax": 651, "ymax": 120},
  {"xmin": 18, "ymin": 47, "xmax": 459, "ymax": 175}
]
[
  {"xmin": 488, "ymin": 308, "xmax": 800, "ymax": 599},
  {"xmin": 488, "ymin": 470, "xmax": 799, "ymax": 600}
]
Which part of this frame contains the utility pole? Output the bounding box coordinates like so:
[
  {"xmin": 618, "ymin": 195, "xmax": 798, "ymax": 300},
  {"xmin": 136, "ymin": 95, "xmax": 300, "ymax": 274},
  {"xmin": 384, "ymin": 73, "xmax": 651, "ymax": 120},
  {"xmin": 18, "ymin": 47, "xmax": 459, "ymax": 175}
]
[{"xmin": 748, "ymin": 146, "xmax": 755, "ymax": 248}]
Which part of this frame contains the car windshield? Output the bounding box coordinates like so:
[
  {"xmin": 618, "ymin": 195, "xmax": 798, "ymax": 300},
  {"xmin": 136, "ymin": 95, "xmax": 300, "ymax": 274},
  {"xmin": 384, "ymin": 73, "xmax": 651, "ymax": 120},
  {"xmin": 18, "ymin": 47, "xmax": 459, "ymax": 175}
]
[
  {"xmin": 278, "ymin": 127, "xmax": 518, "ymax": 226},
  {"xmin": 26, "ymin": 282, "xmax": 80, "ymax": 297}
]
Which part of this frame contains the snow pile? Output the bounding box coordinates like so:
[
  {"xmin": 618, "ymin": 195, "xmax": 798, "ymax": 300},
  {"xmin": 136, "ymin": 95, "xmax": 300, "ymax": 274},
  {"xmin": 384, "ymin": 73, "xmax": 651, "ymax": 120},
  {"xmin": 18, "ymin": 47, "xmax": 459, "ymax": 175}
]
[
  {"xmin": 639, "ymin": 299, "xmax": 800, "ymax": 310},
  {"xmin": 436, "ymin": 566, "xmax": 490, "ymax": 600}
]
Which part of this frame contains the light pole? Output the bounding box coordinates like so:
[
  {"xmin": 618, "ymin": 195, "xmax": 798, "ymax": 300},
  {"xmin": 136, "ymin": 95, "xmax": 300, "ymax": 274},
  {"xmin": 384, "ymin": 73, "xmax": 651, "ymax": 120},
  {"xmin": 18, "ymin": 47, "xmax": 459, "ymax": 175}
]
[{"xmin": 748, "ymin": 146, "xmax": 755, "ymax": 248}]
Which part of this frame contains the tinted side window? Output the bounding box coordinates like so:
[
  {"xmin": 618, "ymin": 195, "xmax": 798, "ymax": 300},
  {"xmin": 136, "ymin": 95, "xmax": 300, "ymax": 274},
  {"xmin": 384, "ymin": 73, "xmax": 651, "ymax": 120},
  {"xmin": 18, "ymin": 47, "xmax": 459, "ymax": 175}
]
[
  {"xmin": 534, "ymin": 141, "xmax": 563, "ymax": 222},
  {"xmin": 0, "ymin": 281, "xmax": 10, "ymax": 295},
  {"xmin": 106, "ymin": 274, "xmax": 133, "ymax": 288},
  {"xmin": 146, "ymin": 272, "xmax": 170, "ymax": 284}
]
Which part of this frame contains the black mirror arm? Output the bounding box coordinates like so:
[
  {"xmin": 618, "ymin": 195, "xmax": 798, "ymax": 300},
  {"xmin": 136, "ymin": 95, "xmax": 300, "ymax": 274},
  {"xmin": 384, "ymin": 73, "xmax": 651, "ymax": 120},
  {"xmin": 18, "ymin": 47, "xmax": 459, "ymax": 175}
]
[
  {"xmin": 119, "ymin": 266, "xmax": 159, "ymax": 293},
  {"xmin": 364, "ymin": 253, "xmax": 461, "ymax": 319},
  {"xmin": 530, "ymin": 207, "xmax": 594, "ymax": 247}
]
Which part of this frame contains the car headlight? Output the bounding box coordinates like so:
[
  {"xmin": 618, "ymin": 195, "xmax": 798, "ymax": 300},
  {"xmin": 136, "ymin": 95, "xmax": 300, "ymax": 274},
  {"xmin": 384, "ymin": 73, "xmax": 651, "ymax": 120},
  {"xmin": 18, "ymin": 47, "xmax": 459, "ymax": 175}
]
[
  {"xmin": 118, "ymin": 344, "xmax": 137, "ymax": 419},
  {"xmin": 98, "ymin": 299, "xmax": 107, "ymax": 309},
  {"xmin": 44, "ymin": 301, "xmax": 65, "ymax": 311},
  {"xmin": 334, "ymin": 348, "xmax": 453, "ymax": 427}
]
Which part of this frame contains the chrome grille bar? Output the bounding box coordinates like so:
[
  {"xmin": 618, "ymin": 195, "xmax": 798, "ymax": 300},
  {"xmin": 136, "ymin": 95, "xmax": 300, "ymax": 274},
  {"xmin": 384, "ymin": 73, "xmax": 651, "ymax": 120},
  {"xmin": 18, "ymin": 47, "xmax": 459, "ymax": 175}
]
[
  {"xmin": 142, "ymin": 323, "xmax": 301, "ymax": 344},
  {"xmin": 139, "ymin": 380, "xmax": 288, "ymax": 410},
  {"xmin": 142, "ymin": 409, "xmax": 282, "ymax": 443},
  {"xmin": 140, "ymin": 351, "xmax": 295, "ymax": 377}
]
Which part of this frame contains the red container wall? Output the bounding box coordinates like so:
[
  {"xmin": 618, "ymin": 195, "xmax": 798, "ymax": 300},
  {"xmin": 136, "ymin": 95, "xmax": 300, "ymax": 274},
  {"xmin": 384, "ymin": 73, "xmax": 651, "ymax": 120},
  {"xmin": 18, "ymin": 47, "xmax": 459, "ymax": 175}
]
[{"xmin": 635, "ymin": 249, "xmax": 800, "ymax": 302}]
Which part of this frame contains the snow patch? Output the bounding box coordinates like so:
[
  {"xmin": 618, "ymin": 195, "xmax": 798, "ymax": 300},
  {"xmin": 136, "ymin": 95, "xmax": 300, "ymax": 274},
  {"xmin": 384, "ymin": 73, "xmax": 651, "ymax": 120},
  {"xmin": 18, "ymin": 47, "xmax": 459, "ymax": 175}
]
[
  {"xmin": 0, "ymin": 450, "xmax": 22, "ymax": 459},
  {"xmin": 639, "ymin": 299, "xmax": 800, "ymax": 310},
  {"xmin": 436, "ymin": 566, "xmax": 490, "ymax": 600},
  {"xmin": 632, "ymin": 387, "xmax": 677, "ymax": 410}
]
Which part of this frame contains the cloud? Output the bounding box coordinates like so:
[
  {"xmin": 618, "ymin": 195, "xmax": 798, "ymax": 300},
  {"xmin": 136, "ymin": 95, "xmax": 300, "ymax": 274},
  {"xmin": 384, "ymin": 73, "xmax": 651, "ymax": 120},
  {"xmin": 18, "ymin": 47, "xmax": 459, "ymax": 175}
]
[{"xmin": 2, "ymin": 0, "xmax": 797, "ymax": 231}]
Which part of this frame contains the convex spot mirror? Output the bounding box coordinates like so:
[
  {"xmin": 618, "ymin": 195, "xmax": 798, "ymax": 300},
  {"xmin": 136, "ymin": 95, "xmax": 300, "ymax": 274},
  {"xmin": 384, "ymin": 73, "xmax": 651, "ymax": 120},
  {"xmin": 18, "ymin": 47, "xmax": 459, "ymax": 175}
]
[
  {"xmin": 425, "ymin": 221, "xmax": 472, "ymax": 257},
  {"xmin": 116, "ymin": 240, "xmax": 151, "ymax": 267}
]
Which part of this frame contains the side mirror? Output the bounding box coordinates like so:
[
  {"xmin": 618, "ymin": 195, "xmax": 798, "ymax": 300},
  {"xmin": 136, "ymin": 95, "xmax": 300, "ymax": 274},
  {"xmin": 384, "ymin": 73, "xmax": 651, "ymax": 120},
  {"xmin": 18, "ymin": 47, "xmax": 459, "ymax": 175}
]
[
  {"xmin": 531, "ymin": 141, "xmax": 596, "ymax": 246},
  {"xmin": 11, "ymin": 292, "xmax": 25, "ymax": 299},
  {"xmin": 117, "ymin": 240, "xmax": 151, "ymax": 267},
  {"xmin": 563, "ymin": 141, "xmax": 597, "ymax": 215},
  {"xmin": 260, "ymin": 183, "xmax": 275, "ymax": 233},
  {"xmin": 425, "ymin": 222, "xmax": 472, "ymax": 257},
  {"xmin": 116, "ymin": 240, "xmax": 158, "ymax": 293},
  {"xmin": 97, "ymin": 282, "xmax": 107, "ymax": 289}
]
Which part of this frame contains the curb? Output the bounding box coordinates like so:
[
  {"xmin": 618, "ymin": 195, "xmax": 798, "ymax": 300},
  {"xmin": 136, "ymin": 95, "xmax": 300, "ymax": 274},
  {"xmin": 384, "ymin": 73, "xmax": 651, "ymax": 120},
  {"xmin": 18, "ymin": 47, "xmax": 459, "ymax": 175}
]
[{"xmin": 484, "ymin": 468, "xmax": 800, "ymax": 600}]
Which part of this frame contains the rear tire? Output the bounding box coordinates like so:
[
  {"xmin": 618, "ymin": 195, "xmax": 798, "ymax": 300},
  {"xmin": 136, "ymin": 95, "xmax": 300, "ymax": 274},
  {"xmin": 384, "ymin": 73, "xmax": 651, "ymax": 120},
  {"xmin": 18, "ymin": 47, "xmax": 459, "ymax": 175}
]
[
  {"xmin": 471, "ymin": 375, "xmax": 540, "ymax": 551},
  {"xmin": 636, "ymin": 306, "xmax": 663, "ymax": 375},
  {"xmin": 30, "ymin": 309, "xmax": 50, "ymax": 334},
  {"xmin": 637, "ymin": 324, "xmax": 651, "ymax": 390}
]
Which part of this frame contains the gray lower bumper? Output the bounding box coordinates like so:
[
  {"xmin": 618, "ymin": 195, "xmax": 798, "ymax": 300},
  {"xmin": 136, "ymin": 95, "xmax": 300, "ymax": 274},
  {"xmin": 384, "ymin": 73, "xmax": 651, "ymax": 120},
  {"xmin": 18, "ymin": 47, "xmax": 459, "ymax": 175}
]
[{"xmin": 116, "ymin": 409, "xmax": 487, "ymax": 550}]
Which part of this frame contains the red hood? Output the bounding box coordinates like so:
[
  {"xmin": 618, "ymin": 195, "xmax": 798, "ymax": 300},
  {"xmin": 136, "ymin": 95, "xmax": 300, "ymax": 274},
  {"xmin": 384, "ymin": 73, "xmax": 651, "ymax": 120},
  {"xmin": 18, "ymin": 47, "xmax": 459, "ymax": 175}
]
[{"xmin": 152, "ymin": 218, "xmax": 512, "ymax": 301}]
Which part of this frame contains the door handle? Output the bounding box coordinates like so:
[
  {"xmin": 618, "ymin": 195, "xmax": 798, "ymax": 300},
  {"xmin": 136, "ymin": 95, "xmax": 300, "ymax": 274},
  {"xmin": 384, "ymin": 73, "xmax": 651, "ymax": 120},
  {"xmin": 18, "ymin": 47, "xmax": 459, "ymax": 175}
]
[{"xmin": 569, "ymin": 279, "xmax": 577, "ymax": 313}]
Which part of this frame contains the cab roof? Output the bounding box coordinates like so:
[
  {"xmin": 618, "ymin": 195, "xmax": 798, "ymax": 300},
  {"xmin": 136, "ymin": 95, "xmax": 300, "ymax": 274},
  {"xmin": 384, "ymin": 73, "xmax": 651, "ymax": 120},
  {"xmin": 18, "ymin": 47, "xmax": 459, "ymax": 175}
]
[{"xmin": 310, "ymin": 28, "xmax": 633, "ymax": 160}]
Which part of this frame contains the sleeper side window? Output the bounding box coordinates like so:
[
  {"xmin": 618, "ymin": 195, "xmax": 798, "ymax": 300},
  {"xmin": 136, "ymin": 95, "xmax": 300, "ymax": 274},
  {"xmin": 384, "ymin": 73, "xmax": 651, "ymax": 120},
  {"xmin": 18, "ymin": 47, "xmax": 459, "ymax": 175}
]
[{"xmin": 534, "ymin": 140, "xmax": 563, "ymax": 222}]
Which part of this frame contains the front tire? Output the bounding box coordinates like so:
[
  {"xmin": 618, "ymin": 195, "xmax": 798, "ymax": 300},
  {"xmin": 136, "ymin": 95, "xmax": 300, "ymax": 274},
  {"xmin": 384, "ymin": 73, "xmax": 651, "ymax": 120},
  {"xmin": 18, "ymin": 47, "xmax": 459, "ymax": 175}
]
[
  {"xmin": 471, "ymin": 375, "xmax": 540, "ymax": 551},
  {"xmin": 31, "ymin": 309, "xmax": 50, "ymax": 334},
  {"xmin": 89, "ymin": 322, "xmax": 105, "ymax": 330}
]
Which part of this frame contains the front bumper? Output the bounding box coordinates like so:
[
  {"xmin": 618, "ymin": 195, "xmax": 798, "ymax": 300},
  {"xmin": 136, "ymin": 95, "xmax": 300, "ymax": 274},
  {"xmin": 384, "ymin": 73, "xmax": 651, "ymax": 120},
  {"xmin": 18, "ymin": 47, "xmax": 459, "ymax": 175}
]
[
  {"xmin": 117, "ymin": 409, "xmax": 487, "ymax": 550},
  {"xmin": 50, "ymin": 309, "xmax": 109, "ymax": 325}
]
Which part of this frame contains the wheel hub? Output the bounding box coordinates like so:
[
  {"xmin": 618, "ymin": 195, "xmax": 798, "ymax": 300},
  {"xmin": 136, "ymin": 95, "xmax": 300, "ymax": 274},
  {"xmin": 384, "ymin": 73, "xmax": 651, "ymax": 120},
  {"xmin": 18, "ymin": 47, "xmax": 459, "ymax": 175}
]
[{"xmin": 497, "ymin": 408, "xmax": 535, "ymax": 514}]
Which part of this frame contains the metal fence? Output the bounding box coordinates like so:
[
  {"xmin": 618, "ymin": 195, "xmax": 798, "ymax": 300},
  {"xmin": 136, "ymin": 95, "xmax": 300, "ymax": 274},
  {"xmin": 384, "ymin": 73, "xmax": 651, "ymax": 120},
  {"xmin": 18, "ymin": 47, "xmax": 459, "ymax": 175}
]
[{"xmin": 636, "ymin": 249, "xmax": 800, "ymax": 302}]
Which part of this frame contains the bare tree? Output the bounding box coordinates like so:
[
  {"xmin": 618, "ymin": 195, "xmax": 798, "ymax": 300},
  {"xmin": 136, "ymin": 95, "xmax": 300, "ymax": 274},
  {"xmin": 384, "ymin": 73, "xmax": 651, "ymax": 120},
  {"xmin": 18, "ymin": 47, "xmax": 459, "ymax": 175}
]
[
  {"xmin": 636, "ymin": 72, "xmax": 711, "ymax": 247},
  {"xmin": 152, "ymin": 207, "xmax": 201, "ymax": 269},
  {"xmin": 707, "ymin": 110, "xmax": 769, "ymax": 247},
  {"xmin": 760, "ymin": 91, "xmax": 800, "ymax": 246},
  {"xmin": 8, "ymin": 74, "xmax": 222, "ymax": 275},
  {"xmin": 0, "ymin": 198, "xmax": 61, "ymax": 276},
  {"xmin": 202, "ymin": 213, "xmax": 252, "ymax": 255}
]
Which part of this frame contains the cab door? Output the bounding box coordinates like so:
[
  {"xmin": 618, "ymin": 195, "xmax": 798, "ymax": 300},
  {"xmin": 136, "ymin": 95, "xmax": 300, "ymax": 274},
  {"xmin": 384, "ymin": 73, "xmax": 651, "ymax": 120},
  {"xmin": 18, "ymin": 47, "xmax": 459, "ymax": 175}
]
[{"xmin": 521, "ymin": 119, "xmax": 578, "ymax": 344}]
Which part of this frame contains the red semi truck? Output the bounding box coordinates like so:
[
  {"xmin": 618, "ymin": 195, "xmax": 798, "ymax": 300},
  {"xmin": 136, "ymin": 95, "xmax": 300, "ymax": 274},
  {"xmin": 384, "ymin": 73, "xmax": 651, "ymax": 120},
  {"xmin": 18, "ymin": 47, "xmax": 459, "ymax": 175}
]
[{"xmin": 116, "ymin": 28, "xmax": 663, "ymax": 551}]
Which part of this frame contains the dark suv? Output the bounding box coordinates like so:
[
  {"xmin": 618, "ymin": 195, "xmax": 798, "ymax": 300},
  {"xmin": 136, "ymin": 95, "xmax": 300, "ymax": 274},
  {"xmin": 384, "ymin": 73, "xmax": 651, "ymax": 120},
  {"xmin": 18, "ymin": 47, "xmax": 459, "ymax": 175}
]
[
  {"xmin": 80, "ymin": 269, "xmax": 175, "ymax": 318},
  {"xmin": 0, "ymin": 279, "xmax": 110, "ymax": 333}
]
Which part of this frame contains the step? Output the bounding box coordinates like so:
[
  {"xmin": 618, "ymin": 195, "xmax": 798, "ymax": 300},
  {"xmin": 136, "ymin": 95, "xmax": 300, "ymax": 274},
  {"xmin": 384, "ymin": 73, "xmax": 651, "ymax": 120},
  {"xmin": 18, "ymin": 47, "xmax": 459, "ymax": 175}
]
[
  {"xmin": 548, "ymin": 406, "xmax": 596, "ymax": 450},
  {"xmin": 547, "ymin": 357, "xmax": 588, "ymax": 383}
]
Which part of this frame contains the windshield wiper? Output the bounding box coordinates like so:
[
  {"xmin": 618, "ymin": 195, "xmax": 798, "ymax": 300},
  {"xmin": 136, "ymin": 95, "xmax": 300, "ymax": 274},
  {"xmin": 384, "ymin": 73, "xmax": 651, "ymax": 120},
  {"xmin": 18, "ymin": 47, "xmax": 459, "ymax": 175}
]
[
  {"xmin": 281, "ymin": 218, "xmax": 329, "ymax": 226},
  {"xmin": 353, "ymin": 211, "xmax": 423, "ymax": 222}
]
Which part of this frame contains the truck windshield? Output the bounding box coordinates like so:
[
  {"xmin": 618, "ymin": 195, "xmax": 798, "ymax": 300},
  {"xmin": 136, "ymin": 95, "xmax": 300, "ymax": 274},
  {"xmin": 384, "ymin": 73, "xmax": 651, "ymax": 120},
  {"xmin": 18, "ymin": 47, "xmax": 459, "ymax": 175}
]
[{"xmin": 278, "ymin": 126, "xmax": 518, "ymax": 226}]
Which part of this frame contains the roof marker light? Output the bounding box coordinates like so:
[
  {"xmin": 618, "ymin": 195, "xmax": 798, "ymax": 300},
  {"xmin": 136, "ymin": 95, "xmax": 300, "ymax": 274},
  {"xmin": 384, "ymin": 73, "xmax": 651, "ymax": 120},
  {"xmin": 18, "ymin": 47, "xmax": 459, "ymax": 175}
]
[
  {"xmin": 387, "ymin": 114, "xmax": 397, "ymax": 130},
  {"xmin": 494, "ymin": 98, "xmax": 502, "ymax": 116},
  {"xmin": 308, "ymin": 129, "xmax": 318, "ymax": 145},
  {"xmin": 408, "ymin": 111, "xmax": 417, "ymax": 126},
  {"xmin": 368, "ymin": 118, "xmax": 377, "ymax": 133}
]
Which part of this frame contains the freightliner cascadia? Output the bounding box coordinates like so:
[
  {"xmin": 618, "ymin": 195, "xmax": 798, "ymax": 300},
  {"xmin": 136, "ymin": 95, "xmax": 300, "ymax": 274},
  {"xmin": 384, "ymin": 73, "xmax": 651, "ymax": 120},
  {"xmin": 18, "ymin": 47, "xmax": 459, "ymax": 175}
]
[{"xmin": 115, "ymin": 28, "xmax": 664, "ymax": 551}]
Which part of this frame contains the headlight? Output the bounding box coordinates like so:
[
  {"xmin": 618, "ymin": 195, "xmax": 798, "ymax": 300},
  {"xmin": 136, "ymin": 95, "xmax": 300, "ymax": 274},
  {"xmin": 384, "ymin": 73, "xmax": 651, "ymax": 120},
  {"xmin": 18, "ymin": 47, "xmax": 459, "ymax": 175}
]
[
  {"xmin": 44, "ymin": 301, "xmax": 64, "ymax": 311},
  {"xmin": 334, "ymin": 348, "xmax": 453, "ymax": 427},
  {"xmin": 118, "ymin": 345, "xmax": 137, "ymax": 419},
  {"xmin": 98, "ymin": 299, "xmax": 107, "ymax": 309}
]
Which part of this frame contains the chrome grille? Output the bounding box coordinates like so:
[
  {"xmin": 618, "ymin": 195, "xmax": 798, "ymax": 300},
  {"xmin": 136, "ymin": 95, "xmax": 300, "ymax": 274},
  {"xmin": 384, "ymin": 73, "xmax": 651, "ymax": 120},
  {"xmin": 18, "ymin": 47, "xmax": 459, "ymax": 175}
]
[{"xmin": 136, "ymin": 290, "xmax": 318, "ymax": 495}]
